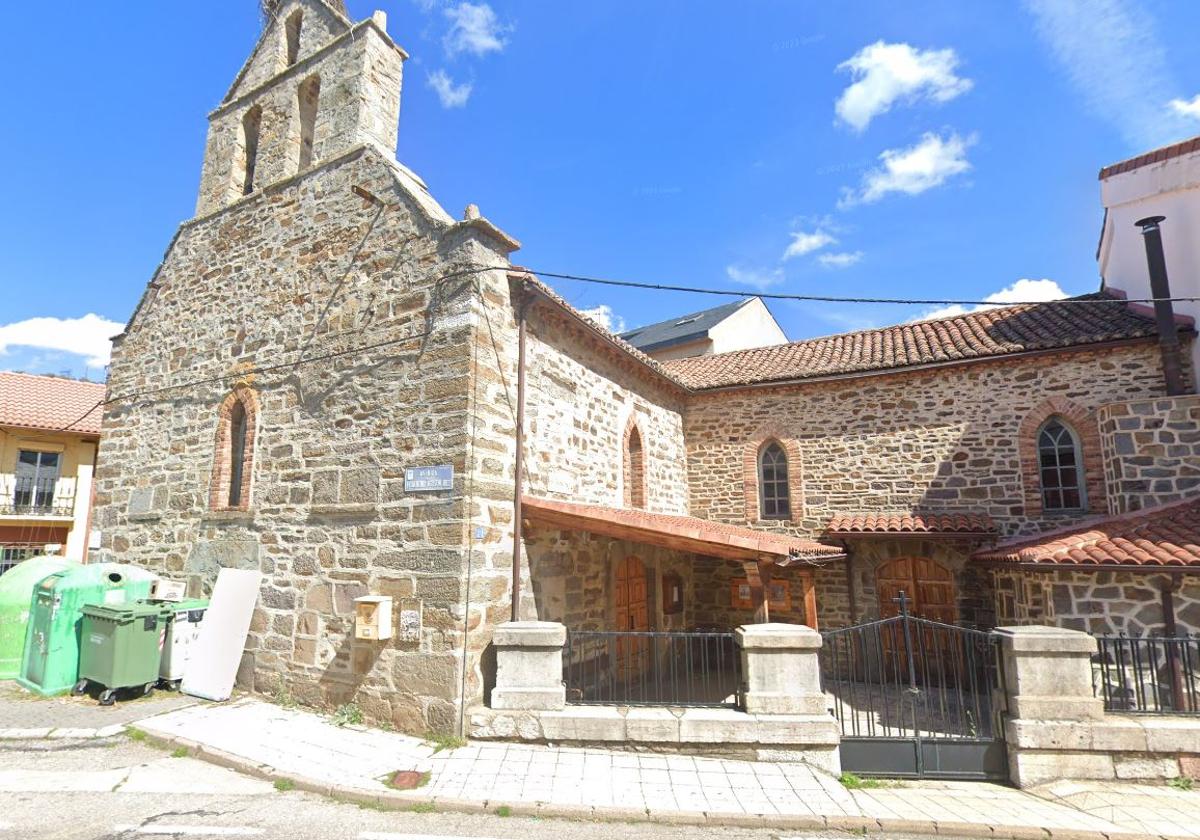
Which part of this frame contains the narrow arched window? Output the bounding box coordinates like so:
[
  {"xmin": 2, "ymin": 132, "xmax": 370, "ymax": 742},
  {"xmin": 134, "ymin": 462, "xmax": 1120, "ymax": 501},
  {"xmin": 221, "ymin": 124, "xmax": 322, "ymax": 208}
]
[
  {"xmin": 625, "ymin": 424, "xmax": 645, "ymax": 509},
  {"xmin": 1038, "ymin": 418, "xmax": 1085, "ymax": 511},
  {"xmin": 210, "ymin": 388, "xmax": 257, "ymax": 511},
  {"xmin": 285, "ymin": 10, "xmax": 303, "ymax": 66},
  {"xmin": 228, "ymin": 400, "xmax": 247, "ymax": 507},
  {"xmin": 759, "ymin": 441, "xmax": 791, "ymax": 520},
  {"xmin": 297, "ymin": 75, "xmax": 320, "ymax": 171},
  {"xmin": 240, "ymin": 105, "xmax": 262, "ymax": 196}
]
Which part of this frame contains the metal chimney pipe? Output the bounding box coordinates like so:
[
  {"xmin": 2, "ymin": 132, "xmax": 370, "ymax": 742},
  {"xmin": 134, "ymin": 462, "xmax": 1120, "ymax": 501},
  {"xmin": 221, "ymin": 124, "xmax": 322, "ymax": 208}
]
[{"xmin": 1135, "ymin": 215, "xmax": 1187, "ymax": 396}]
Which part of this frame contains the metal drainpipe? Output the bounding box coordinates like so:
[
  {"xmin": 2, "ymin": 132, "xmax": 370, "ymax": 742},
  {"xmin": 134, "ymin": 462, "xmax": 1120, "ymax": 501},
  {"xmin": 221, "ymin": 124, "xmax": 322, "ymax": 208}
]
[
  {"xmin": 841, "ymin": 541, "xmax": 858, "ymax": 623},
  {"xmin": 510, "ymin": 287, "xmax": 529, "ymax": 622},
  {"xmin": 1135, "ymin": 216, "xmax": 1187, "ymax": 396}
]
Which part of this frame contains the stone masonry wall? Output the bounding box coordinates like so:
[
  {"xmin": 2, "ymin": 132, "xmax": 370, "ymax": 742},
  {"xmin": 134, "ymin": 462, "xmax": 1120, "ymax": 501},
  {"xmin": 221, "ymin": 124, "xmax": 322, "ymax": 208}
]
[
  {"xmin": 97, "ymin": 142, "xmax": 510, "ymax": 734},
  {"xmin": 685, "ymin": 344, "xmax": 1182, "ymax": 541},
  {"xmin": 1098, "ymin": 394, "xmax": 1200, "ymax": 514},
  {"xmin": 992, "ymin": 568, "xmax": 1200, "ymax": 636}
]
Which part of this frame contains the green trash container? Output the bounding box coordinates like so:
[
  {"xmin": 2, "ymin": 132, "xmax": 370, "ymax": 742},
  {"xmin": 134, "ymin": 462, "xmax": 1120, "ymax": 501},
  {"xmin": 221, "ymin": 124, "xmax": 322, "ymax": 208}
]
[
  {"xmin": 154, "ymin": 598, "xmax": 209, "ymax": 689},
  {"xmin": 0, "ymin": 555, "xmax": 79, "ymax": 680},
  {"xmin": 17, "ymin": 563, "xmax": 158, "ymax": 696},
  {"xmin": 76, "ymin": 601, "xmax": 174, "ymax": 705}
]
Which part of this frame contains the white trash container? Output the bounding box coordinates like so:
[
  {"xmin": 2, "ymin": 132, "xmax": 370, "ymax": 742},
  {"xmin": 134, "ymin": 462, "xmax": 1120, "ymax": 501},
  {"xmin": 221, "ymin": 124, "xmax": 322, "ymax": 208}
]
[{"xmin": 157, "ymin": 599, "xmax": 209, "ymax": 688}]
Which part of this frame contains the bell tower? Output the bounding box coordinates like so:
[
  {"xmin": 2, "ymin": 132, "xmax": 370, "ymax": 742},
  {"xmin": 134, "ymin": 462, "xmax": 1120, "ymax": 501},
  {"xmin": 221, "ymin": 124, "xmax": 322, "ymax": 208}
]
[{"xmin": 194, "ymin": 0, "xmax": 407, "ymax": 216}]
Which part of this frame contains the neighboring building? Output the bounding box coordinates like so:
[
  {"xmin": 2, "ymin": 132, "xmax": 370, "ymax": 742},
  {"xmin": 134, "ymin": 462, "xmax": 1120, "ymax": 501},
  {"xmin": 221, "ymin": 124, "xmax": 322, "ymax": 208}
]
[
  {"xmin": 619, "ymin": 297, "xmax": 787, "ymax": 361},
  {"xmin": 1099, "ymin": 135, "xmax": 1200, "ymax": 374},
  {"xmin": 0, "ymin": 372, "xmax": 103, "ymax": 571},
  {"xmin": 94, "ymin": 0, "xmax": 1200, "ymax": 735}
]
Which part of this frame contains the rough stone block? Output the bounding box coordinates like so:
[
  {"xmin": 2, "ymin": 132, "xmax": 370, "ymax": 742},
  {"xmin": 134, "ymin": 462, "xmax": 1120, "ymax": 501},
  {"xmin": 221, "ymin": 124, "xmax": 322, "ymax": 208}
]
[
  {"xmin": 624, "ymin": 707, "xmax": 680, "ymax": 742},
  {"xmin": 1009, "ymin": 750, "xmax": 1114, "ymax": 788},
  {"xmin": 539, "ymin": 707, "xmax": 625, "ymax": 741}
]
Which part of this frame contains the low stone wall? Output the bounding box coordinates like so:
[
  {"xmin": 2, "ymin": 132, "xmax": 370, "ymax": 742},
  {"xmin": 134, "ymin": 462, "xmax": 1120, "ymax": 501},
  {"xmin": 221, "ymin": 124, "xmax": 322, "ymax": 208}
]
[
  {"xmin": 477, "ymin": 620, "xmax": 840, "ymax": 774},
  {"xmin": 998, "ymin": 625, "xmax": 1200, "ymax": 787}
]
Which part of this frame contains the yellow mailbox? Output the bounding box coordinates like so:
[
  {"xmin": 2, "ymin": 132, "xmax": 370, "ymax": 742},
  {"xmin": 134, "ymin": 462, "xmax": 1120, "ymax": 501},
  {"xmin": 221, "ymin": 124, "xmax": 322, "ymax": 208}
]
[{"xmin": 353, "ymin": 595, "xmax": 393, "ymax": 641}]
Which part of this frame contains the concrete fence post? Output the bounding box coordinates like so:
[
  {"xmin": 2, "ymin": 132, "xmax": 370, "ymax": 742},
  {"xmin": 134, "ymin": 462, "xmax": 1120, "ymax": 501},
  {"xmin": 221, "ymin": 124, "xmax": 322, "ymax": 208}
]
[
  {"xmin": 735, "ymin": 623, "xmax": 826, "ymax": 715},
  {"xmin": 489, "ymin": 621, "xmax": 566, "ymax": 711}
]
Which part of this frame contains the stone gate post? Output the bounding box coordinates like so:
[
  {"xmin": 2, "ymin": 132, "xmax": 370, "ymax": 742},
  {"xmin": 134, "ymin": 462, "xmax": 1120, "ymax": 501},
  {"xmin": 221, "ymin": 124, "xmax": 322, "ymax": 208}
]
[
  {"xmin": 736, "ymin": 623, "xmax": 827, "ymax": 715},
  {"xmin": 489, "ymin": 621, "xmax": 566, "ymax": 711}
]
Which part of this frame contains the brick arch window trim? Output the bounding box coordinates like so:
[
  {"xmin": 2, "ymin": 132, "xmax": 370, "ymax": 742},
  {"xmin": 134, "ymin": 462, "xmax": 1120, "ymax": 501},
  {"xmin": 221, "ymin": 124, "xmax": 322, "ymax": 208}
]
[
  {"xmin": 622, "ymin": 416, "xmax": 647, "ymax": 510},
  {"xmin": 742, "ymin": 429, "xmax": 804, "ymax": 524},
  {"xmin": 1018, "ymin": 397, "xmax": 1106, "ymax": 517},
  {"xmin": 209, "ymin": 387, "xmax": 259, "ymax": 511}
]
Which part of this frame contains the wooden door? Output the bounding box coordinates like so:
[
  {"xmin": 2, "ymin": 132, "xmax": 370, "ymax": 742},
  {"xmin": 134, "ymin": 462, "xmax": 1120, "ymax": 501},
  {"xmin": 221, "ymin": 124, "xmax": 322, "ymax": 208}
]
[
  {"xmin": 876, "ymin": 556, "xmax": 957, "ymax": 623},
  {"xmin": 614, "ymin": 556, "xmax": 649, "ymax": 681}
]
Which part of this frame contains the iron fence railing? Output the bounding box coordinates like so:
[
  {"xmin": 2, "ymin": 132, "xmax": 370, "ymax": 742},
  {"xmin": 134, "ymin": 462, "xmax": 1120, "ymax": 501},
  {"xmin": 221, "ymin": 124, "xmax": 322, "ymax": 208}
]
[
  {"xmin": 1094, "ymin": 634, "xmax": 1200, "ymax": 714},
  {"xmin": 0, "ymin": 476, "xmax": 73, "ymax": 517},
  {"xmin": 563, "ymin": 629, "xmax": 741, "ymax": 708}
]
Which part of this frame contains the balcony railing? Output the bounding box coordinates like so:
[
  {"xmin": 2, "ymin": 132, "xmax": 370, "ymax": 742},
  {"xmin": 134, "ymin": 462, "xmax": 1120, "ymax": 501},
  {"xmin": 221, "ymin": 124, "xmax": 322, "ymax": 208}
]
[
  {"xmin": 563, "ymin": 629, "xmax": 742, "ymax": 708},
  {"xmin": 0, "ymin": 476, "xmax": 75, "ymax": 517}
]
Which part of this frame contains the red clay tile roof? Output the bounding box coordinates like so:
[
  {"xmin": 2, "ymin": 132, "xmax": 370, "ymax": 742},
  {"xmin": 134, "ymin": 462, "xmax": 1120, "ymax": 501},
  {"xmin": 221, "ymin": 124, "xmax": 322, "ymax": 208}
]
[
  {"xmin": 522, "ymin": 495, "xmax": 844, "ymax": 563},
  {"xmin": 661, "ymin": 292, "xmax": 1178, "ymax": 390},
  {"xmin": 0, "ymin": 372, "xmax": 106, "ymax": 436},
  {"xmin": 1099, "ymin": 135, "xmax": 1200, "ymax": 180},
  {"xmin": 973, "ymin": 496, "xmax": 1200, "ymax": 568},
  {"xmin": 827, "ymin": 512, "xmax": 997, "ymax": 536}
]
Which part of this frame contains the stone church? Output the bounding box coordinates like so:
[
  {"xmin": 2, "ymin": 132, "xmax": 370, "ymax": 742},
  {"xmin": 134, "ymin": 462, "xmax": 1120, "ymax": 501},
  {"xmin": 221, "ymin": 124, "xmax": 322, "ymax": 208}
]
[{"xmin": 96, "ymin": 0, "xmax": 1200, "ymax": 735}]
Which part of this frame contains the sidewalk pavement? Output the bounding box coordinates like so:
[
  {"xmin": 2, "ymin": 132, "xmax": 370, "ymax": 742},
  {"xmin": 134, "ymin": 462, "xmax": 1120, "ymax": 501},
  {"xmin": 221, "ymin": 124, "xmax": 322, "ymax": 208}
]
[
  {"xmin": 0, "ymin": 680, "xmax": 199, "ymax": 739},
  {"xmin": 134, "ymin": 698, "xmax": 1200, "ymax": 839}
]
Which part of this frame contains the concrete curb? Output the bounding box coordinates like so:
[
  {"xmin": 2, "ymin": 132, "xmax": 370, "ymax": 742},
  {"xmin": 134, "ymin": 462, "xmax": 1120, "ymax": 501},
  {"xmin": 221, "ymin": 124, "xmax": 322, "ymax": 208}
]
[
  {"xmin": 0, "ymin": 725, "xmax": 126, "ymax": 740},
  {"xmin": 129, "ymin": 724, "xmax": 1194, "ymax": 840}
]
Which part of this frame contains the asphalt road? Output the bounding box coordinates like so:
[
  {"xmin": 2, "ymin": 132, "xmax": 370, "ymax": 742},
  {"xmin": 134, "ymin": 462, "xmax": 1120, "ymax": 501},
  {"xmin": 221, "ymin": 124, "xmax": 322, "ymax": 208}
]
[{"xmin": 0, "ymin": 736, "xmax": 882, "ymax": 840}]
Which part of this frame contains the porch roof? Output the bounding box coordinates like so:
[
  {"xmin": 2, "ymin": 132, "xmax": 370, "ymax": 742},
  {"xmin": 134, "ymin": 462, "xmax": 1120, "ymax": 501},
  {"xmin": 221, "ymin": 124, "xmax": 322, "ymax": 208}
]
[
  {"xmin": 521, "ymin": 496, "xmax": 844, "ymax": 563},
  {"xmin": 972, "ymin": 496, "xmax": 1200, "ymax": 569},
  {"xmin": 827, "ymin": 512, "xmax": 997, "ymax": 537}
]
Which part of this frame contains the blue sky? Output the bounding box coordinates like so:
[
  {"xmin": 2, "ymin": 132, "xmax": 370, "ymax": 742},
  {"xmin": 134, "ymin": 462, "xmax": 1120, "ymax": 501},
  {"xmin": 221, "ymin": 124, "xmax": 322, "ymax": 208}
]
[{"xmin": 2, "ymin": 0, "xmax": 1200, "ymax": 377}]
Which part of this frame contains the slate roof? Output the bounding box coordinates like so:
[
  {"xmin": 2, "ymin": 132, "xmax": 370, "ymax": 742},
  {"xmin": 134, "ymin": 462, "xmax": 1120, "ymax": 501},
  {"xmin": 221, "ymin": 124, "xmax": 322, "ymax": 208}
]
[
  {"xmin": 619, "ymin": 299, "xmax": 754, "ymax": 353},
  {"xmin": 522, "ymin": 495, "xmax": 844, "ymax": 563},
  {"xmin": 661, "ymin": 292, "xmax": 1184, "ymax": 390},
  {"xmin": 827, "ymin": 512, "xmax": 997, "ymax": 536},
  {"xmin": 973, "ymin": 497, "xmax": 1200, "ymax": 568},
  {"xmin": 1099, "ymin": 134, "xmax": 1200, "ymax": 180},
  {"xmin": 0, "ymin": 372, "xmax": 105, "ymax": 436}
]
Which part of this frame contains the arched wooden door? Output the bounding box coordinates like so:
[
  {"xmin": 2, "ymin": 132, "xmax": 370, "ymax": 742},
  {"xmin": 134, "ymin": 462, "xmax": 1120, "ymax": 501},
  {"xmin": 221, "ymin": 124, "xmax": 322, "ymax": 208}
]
[
  {"xmin": 614, "ymin": 556, "xmax": 649, "ymax": 680},
  {"xmin": 876, "ymin": 556, "xmax": 957, "ymax": 623}
]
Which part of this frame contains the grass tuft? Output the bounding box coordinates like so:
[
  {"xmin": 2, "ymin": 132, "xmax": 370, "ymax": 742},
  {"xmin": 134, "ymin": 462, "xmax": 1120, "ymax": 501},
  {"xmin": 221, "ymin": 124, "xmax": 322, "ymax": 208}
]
[
  {"xmin": 274, "ymin": 778, "xmax": 295, "ymax": 792},
  {"xmin": 125, "ymin": 728, "xmax": 148, "ymax": 742},
  {"xmin": 330, "ymin": 703, "xmax": 364, "ymax": 727},
  {"xmin": 272, "ymin": 686, "xmax": 298, "ymax": 710},
  {"xmin": 495, "ymin": 805, "xmax": 512, "ymax": 817},
  {"xmin": 171, "ymin": 747, "xmax": 189, "ymax": 758},
  {"xmin": 1169, "ymin": 776, "xmax": 1194, "ymax": 791},
  {"xmin": 423, "ymin": 731, "xmax": 467, "ymax": 754},
  {"xmin": 404, "ymin": 802, "xmax": 436, "ymax": 813},
  {"xmin": 839, "ymin": 771, "xmax": 894, "ymax": 790}
]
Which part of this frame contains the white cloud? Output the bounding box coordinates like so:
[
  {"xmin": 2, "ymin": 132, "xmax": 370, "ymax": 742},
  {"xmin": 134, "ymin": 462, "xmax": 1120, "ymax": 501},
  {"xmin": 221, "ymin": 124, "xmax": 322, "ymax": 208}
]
[
  {"xmin": 818, "ymin": 251, "xmax": 864, "ymax": 269},
  {"xmin": 443, "ymin": 2, "xmax": 510, "ymax": 57},
  {"xmin": 835, "ymin": 41, "xmax": 972, "ymax": 132},
  {"xmin": 1024, "ymin": 0, "xmax": 1195, "ymax": 149},
  {"xmin": 782, "ymin": 230, "xmax": 836, "ymax": 261},
  {"xmin": 840, "ymin": 131, "xmax": 974, "ymax": 207},
  {"xmin": 909, "ymin": 278, "xmax": 1067, "ymax": 322},
  {"xmin": 427, "ymin": 70, "xmax": 473, "ymax": 108},
  {"xmin": 0, "ymin": 314, "xmax": 123, "ymax": 368},
  {"xmin": 578, "ymin": 304, "xmax": 626, "ymax": 334},
  {"xmin": 1170, "ymin": 95, "xmax": 1200, "ymax": 119},
  {"xmin": 726, "ymin": 265, "xmax": 784, "ymax": 291}
]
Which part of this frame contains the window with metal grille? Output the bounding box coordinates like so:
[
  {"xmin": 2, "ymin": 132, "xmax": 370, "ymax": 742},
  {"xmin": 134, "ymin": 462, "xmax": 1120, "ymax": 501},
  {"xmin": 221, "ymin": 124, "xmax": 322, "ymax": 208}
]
[
  {"xmin": 13, "ymin": 450, "xmax": 60, "ymax": 513},
  {"xmin": 758, "ymin": 441, "xmax": 790, "ymax": 519},
  {"xmin": 1037, "ymin": 418, "xmax": 1085, "ymax": 511},
  {"xmin": 0, "ymin": 545, "xmax": 36, "ymax": 576}
]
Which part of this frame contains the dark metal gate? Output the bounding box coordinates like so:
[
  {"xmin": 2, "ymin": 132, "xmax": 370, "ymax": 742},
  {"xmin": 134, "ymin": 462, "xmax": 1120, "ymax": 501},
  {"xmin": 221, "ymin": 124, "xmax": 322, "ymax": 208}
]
[{"xmin": 820, "ymin": 592, "xmax": 1008, "ymax": 780}]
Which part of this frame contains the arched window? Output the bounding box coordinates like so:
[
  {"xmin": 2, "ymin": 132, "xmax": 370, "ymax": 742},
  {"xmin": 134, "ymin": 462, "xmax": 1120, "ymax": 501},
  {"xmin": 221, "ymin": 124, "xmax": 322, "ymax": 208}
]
[
  {"xmin": 210, "ymin": 388, "xmax": 257, "ymax": 511},
  {"xmin": 297, "ymin": 75, "xmax": 320, "ymax": 172},
  {"xmin": 624, "ymin": 423, "xmax": 646, "ymax": 509},
  {"xmin": 285, "ymin": 10, "xmax": 303, "ymax": 66},
  {"xmin": 240, "ymin": 105, "xmax": 262, "ymax": 196},
  {"xmin": 1037, "ymin": 418, "xmax": 1085, "ymax": 511},
  {"xmin": 758, "ymin": 441, "xmax": 791, "ymax": 519}
]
